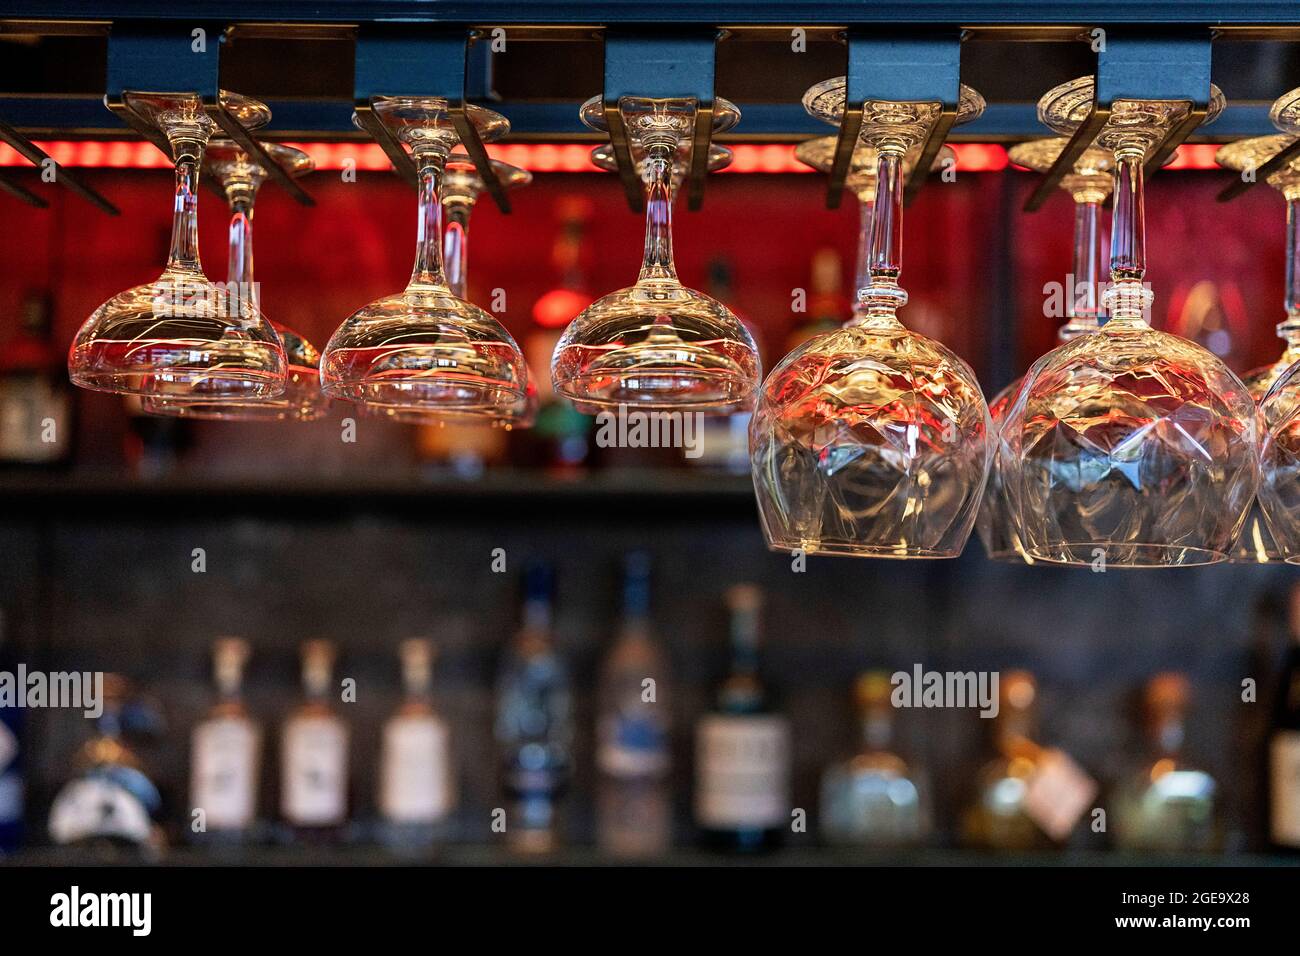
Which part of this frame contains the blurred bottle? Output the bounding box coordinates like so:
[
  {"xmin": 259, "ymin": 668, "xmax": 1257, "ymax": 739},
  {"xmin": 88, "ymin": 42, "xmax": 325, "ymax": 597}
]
[
  {"xmin": 1270, "ymin": 587, "xmax": 1300, "ymax": 852},
  {"xmin": 496, "ymin": 563, "xmax": 572, "ymax": 853},
  {"xmin": 1112, "ymin": 673, "xmax": 1217, "ymax": 852},
  {"xmin": 513, "ymin": 197, "xmax": 594, "ymax": 471},
  {"xmin": 378, "ymin": 638, "xmax": 455, "ymax": 851},
  {"xmin": 47, "ymin": 675, "xmax": 165, "ymax": 857},
  {"xmin": 688, "ymin": 258, "xmax": 755, "ymax": 474},
  {"xmin": 820, "ymin": 671, "xmax": 930, "ymax": 847},
  {"xmin": 695, "ymin": 585, "xmax": 791, "ymax": 852},
  {"xmin": 784, "ymin": 247, "xmax": 847, "ymax": 354},
  {"xmin": 596, "ymin": 552, "xmax": 672, "ymax": 857},
  {"xmin": 280, "ymin": 640, "xmax": 349, "ymax": 843},
  {"xmin": 0, "ymin": 291, "xmax": 73, "ymax": 469},
  {"xmin": 189, "ymin": 637, "xmax": 261, "ymax": 845},
  {"xmin": 962, "ymin": 670, "xmax": 1054, "ymax": 851},
  {"xmin": 0, "ymin": 611, "xmax": 22, "ymax": 853}
]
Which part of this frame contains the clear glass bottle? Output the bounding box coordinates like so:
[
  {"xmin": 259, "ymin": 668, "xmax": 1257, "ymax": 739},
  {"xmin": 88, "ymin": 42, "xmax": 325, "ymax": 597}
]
[
  {"xmin": 820, "ymin": 671, "xmax": 930, "ymax": 847},
  {"xmin": 189, "ymin": 637, "xmax": 261, "ymax": 846},
  {"xmin": 47, "ymin": 674, "xmax": 165, "ymax": 857},
  {"xmin": 695, "ymin": 584, "xmax": 791, "ymax": 852},
  {"xmin": 1112, "ymin": 673, "xmax": 1217, "ymax": 852},
  {"xmin": 495, "ymin": 563, "xmax": 572, "ymax": 853},
  {"xmin": 596, "ymin": 552, "xmax": 672, "ymax": 858},
  {"xmin": 280, "ymin": 640, "xmax": 349, "ymax": 843},
  {"xmin": 963, "ymin": 670, "xmax": 1054, "ymax": 851},
  {"xmin": 378, "ymin": 638, "xmax": 455, "ymax": 852}
]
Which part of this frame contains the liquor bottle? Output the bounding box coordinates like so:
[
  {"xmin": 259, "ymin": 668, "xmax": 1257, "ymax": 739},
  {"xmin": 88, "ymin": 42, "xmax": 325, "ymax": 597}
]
[
  {"xmin": 495, "ymin": 563, "xmax": 572, "ymax": 853},
  {"xmin": 694, "ymin": 584, "xmax": 791, "ymax": 852},
  {"xmin": 189, "ymin": 637, "xmax": 261, "ymax": 845},
  {"xmin": 0, "ymin": 611, "xmax": 22, "ymax": 853},
  {"xmin": 688, "ymin": 258, "xmax": 757, "ymax": 474},
  {"xmin": 1269, "ymin": 586, "xmax": 1300, "ymax": 851},
  {"xmin": 784, "ymin": 247, "xmax": 847, "ymax": 354},
  {"xmin": 820, "ymin": 671, "xmax": 930, "ymax": 847},
  {"xmin": 962, "ymin": 670, "xmax": 1055, "ymax": 851},
  {"xmin": 595, "ymin": 552, "xmax": 672, "ymax": 857},
  {"xmin": 1112, "ymin": 673, "xmax": 1217, "ymax": 852},
  {"xmin": 0, "ymin": 291, "xmax": 73, "ymax": 468},
  {"xmin": 378, "ymin": 638, "xmax": 455, "ymax": 851},
  {"xmin": 280, "ymin": 640, "xmax": 349, "ymax": 842},
  {"xmin": 47, "ymin": 674, "xmax": 165, "ymax": 857}
]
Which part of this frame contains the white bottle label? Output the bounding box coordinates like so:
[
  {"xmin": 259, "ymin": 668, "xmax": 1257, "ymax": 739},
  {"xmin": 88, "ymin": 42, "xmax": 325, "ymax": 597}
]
[
  {"xmin": 1270, "ymin": 730, "xmax": 1300, "ymax": 847},
  {"xmin": 694, "ymin": 714, "xmax": 791, "ymax": 829},
  {"xmin": 191, "ymin": 716, "xmax": 259, "ymax": 830},
  {"xmin": 48, "ymin": 778, "xmax": 151, "ymax": 845},
  {"xmin": 281, "ymin": 715, "xmax": 348, "ymax": 825},
  {"xmin": 379, "ymin": 714, "xmax": 453, "ymax": 824}
]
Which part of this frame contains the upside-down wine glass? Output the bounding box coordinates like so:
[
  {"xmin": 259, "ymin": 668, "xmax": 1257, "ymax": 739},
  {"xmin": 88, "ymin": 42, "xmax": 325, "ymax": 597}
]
[
  {"xmin": 750, "ymin": 78, "xmax": 993, "ymax": 558},
  {"xmin": 69, "ymin": 93, "xmax": 286, "ymax": 399},
  {"xmin": 141, "ymin": 141, "xmax": 327, "ymax": 421},
  {"xmin": 320, "ymin": 97, "xmax": 527, "ymax": 420},
  {"xmin": 1216, "ymin": 132, "xmax": 1300, "ymax": 562},
  {"xmin": 550, "ymin": 96, "xmax": 760, "ymax": 413},
  {"xmin": 366, "ymin": 152, "xmax": 537, "ymax": 428},
  {"xmin": 976, "ymin": 138, "xmax": 1113, "ymax": 563},
  {"xmin": 1251, "ymin": 86, "xmax": 1300, "ymax": 563},
  {"xmin": 1000, "ymin": 77, "xmax": 1257, "ymax": 567}
]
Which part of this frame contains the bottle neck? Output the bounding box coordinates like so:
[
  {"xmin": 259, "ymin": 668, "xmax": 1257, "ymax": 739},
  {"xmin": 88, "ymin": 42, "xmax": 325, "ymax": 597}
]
[
  {"xmin": 729, "ymin": 609, "xmax": 760, "ymax": 676},
  {"xmin": 861, "ymin": 705, "xmax": 894, "ymax": 751},
  {"xmin": 636, "ymin": 141, "xmax": 678, "ymax": 284},
  {"xmin": 1151, "ymin": 715, "xmax": 1185, "ymax": 758},
  {"xmin": 302, "ymin": 659, "xmax": 331, "ymax": 700}
]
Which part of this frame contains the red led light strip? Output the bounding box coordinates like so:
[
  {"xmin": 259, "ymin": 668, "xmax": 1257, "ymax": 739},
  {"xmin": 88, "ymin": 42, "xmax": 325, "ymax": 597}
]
[{"xmin": 0, "ymin": 141, "xmax": 1227, "ymax": 173}]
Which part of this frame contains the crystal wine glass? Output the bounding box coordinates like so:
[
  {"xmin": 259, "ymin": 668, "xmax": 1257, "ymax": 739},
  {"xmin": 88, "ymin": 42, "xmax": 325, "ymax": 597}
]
[
  {"xmin": 976, "ymin": 138, "xmax": 1113, "ymax": 563},
  {"xmin": 365, "ymin": 152, "xmax": 537, "ymax": 429},
  {"xmin": 550, "ymin": 96, "xmax": 760, "ymax": 413},
  {"xmin": 69, "ymin": 92, "xmax": 287, "ymax": 399},
  {"xmin": 141, "ymin": 141, "xmax": 327, "ymax": 421},
  {"xmin": 1000, "ymin": 77, "xmax": 1257, "ymax": 567},
  {"xmin": 319, "ymin": 97, "xmax": 527, "ymax": 419},
  {"xmin": 1249, "ymin": 87, "xmax": 1300, "ymax": 562},
  {"xmin": 750, "ymin": 79, "xmax": 993, "ymax": 558},
  {"xmin": 1216, "ymin": 133, "xmax": 1300, "ymax": 561}
]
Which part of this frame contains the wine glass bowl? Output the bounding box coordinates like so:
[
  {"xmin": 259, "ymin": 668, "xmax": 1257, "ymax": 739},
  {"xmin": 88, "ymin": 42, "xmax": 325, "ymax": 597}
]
[
  {"xmin": 68, "ymin": 91, "xmax": 286, "ymax": 399},
  {"xmin": 320, "ymin": 96, "xmax": 527, "ymax": 417},
  {"xmin": 551, "ymin": 95, "xmax": 759, "ymax": 413}
]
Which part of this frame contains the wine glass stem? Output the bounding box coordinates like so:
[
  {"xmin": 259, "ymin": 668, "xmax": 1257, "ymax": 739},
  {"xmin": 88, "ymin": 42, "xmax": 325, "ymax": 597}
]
[
  {"xmin": 636, "ymin": 143, "xmax": 678, "ymax": 283},
  {"xmin": 228, "ymin": 198, "xmax": 257, "ymax": 311},
  {"xmin": 165, "ymin": 153, "xmax": 203, "ymax": 275},
  {"xmin": 444, "ymin": 202, "xmax": 471, "ymax": 300},
  {"xmin": 868, "ymin": 148, "xmax": 904, "ymax": 283},
  {"xmin": 852, "ymin": 197, "xmax": 875, "ymax": 315},
  {"xmin": 1107, "ymin": 151, "xmax": 1146, "ymax": 321},
  {"xmin": 408, "ymin": 149, "xmax": 449, "ymax": 291},
  {"xmin": 1070, "ymin": 199, "xmax": 1102, "ymax": 324},
  {"xmin": 1286, "ymin": 197, "xmax": 1300, "ymax": 323}
]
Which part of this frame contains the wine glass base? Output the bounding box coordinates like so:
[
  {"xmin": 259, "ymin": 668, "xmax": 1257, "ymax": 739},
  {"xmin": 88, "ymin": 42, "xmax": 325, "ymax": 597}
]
[
  {"xmin": 1023, "ymin": 542, "xmax": 1228, "ymax": 568},
  {"xmin": 327, "ymin": 378, "xmax": 525, "ymax": 416},
  {"xmin": 140, "ymin": 368, "xmax": 327, "ymax": 422}
]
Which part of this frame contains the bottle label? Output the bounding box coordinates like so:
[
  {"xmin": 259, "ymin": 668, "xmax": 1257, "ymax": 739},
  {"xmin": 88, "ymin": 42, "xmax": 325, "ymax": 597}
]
[
  {"xmin": 1022, "ymin": 747, "xmax": 1098, "ymax": 842},
  {"xmin": 694, "ymin": 714, "xmax": 791, "ymax": 829},
  {"xmin": 597, "ymin": 714, "xmax": 670, "ymax": 778},
  {"xmin": 281, "ymin": 716, "xmax": 348, "ymax": 825},
  {"xmin": 48, "ymin": 778, "xmax": 151, "ymax": 845},
  {"xmin": 379, "ymin": 715, "xmax": 453, "ymax": 824},
  {"xmin": 191, "ymin": 716, "xmax": 259, "ymax": 830},
  {"xmin": 1270, "ymin": 730, "xmax": 1300, "ymax": 847}
]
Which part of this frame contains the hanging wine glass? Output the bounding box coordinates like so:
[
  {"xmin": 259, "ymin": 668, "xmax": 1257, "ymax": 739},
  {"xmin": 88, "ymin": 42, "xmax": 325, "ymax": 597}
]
[
  {"xmin": 140, "ymin": 141, "xmax": 326, "ymax": 421},
  {"xmin": 750, "ymin": 79, "xmax": 993, "ymax": 559},
  {"xmin": 1216, "ymin": 133, "xmax": 1300, "ymax": 562},
  {"xmin": 1250, "ymin": 87, "xmax": 1300, "ymax": 563},
  {"xmin": 976, "ymin": 138, "xmax": 1113, "ymax": 563},
  {"xmin": 794, "ymin": 136, "xmax": 955, "ymax": 324},
  {"xmin": 69, "ymin": 92, "xmax": 287, "ymax": 399},
  {"xmin": 550, "ymin": 96, "xmax": 760, "ymax": 413},
  {"xmin": 319, "ymin": 97, "xmax": 526, "ymax": 420},
  {"xmin": 1000, "ymin": 77, "xmax": 1257, "ymax": 567},
  {"xmin": 365, "ymin": 152, "xmax": 537, "ymax": 429}
]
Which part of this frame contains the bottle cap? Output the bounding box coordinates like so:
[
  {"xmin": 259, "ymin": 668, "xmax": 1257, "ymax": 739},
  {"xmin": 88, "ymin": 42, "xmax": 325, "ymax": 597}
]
[
  {"xmin": 212, "ymin": 636, "xmax": 250, "ymax": 694},
  {"xmin": 300, "ymin": 639, "xmax": 335, "ymax": 695},
  {"xmin": 1145, "ymin": 672, "xmax": 1189, "ymax": 718},
  {"xmin": 854, "ymin": 670, "xmax": 893, "ymax": 709},
  {"xmin": 1000, "ymin": 670, "xmax": 1036, "ymax": 712},
  {"xmin": 399, "ymin": 638, "xmax": 435, "ymax": 692}
]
